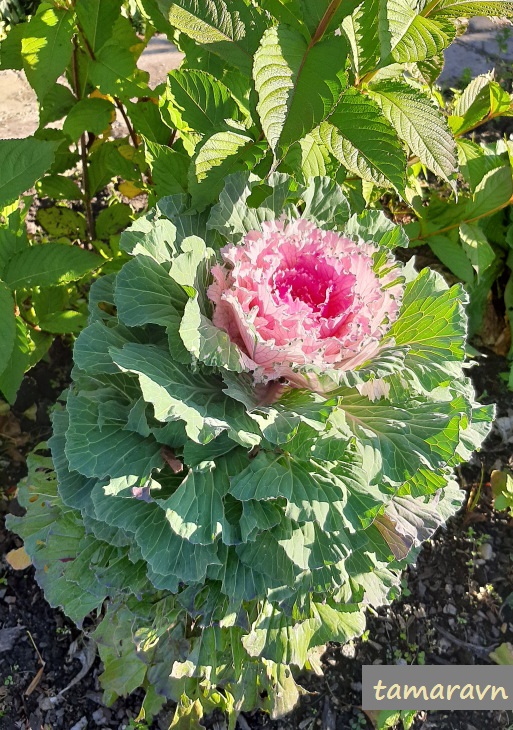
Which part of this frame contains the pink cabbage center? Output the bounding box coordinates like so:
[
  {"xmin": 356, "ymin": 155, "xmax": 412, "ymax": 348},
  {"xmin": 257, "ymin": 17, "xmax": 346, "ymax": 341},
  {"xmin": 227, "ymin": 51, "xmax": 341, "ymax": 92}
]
[{"xmin": 207, "ymin": 219, "xmax": 402, "ymax": 386}]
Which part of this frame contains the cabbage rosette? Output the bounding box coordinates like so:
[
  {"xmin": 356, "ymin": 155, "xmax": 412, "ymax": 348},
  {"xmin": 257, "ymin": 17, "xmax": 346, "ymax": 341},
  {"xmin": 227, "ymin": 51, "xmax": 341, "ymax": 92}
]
[{"xmin": 7, "ymin": 174, "xmax": 493, "ymax": 727}]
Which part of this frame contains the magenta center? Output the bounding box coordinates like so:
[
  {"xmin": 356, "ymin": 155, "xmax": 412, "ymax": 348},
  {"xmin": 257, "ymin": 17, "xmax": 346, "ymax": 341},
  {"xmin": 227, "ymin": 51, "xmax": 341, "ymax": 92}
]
[{"xmin": 273, "ymin": 255, "xmax": 355, "ymax": 317}]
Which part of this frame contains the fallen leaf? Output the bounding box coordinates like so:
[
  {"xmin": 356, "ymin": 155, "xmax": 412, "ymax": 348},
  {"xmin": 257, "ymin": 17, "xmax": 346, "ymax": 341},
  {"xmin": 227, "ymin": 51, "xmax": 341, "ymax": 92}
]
[
  {"xmin": 6, "ymin": 546, "xmax": 32, "ymax": 570},
  {"xmin": 25, "ymin": 666, "xmax": 44, "ymax": 696}
]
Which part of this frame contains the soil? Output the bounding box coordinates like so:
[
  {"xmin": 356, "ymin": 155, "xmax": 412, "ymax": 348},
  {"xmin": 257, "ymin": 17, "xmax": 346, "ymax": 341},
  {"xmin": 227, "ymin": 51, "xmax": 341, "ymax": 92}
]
[{"xmin": 1, "ymin": 342, "xmax": 513, "ymax": 730}]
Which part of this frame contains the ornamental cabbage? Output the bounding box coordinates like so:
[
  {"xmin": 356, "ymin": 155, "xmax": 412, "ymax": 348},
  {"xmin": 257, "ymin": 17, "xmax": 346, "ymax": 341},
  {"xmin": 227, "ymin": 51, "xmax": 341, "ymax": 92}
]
[{"xmin": 7, "ymin": 173, "xmax": 493, "ymax": 728}]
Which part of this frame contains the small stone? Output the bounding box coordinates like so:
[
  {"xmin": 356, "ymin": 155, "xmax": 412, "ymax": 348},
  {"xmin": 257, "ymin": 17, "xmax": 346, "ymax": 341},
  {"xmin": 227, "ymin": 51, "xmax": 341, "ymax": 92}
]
[
  {"xmin": 92, "ymin": 709, "xmax": 106, "ymax": 725},
  {"xmin": 341, "ymin": 642, "xmax": 356, "ymax": 659},
  {"xmin": 479, "ymin": 543, "xmax": 493, "ymax": 561},
  {"xmin": 444, "ymin": 603, "xmax": 458, "ymax": 616},
  {"xmin": 395, "ymin": 658, "xmax": 407, "ymax": 665},
  {"xmin": 444, "ymin": 583, "xmax": 452, "ymax": 595},
  {"xmin": 69, "ymin": 717, "xmax": 88, "ymax": 730}
]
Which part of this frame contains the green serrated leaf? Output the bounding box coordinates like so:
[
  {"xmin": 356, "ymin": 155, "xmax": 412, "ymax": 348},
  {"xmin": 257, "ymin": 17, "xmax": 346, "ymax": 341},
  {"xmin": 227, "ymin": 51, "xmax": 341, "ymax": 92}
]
[
  {"xmin": 0, "ymin": 137, "xmax": 60, "ymax": 209},
  {"xmin": 155, "ymin": 0, "xmax": 269, "ymax": 73},
  {"xmin": 369, "ymin": 80, "xmax": 457, "ymax": 184},
  {"xmin": 162, "ymin": 69, "xmax": 239, "ymax": 135},
  {"xmin": 21, "ymin": 6, "xmax": 75, "ymax": 101},
  {"xmin": 189, "ymin": 128, "xmax": 266, "ymax": 211},
  {"xmin": 144, "ymin": 139, "xmax": 190, "ymax": 198},
  {"xmin": 0, "ymin": 282, "xmax": 16, "ymax": 375},
  {"xmin": 63, "ymin": 98, "xmax": 115, "ymax": 142},
  {"xmin": 254, "ymin": 26, "xmax": 347, "ymax": 154},
  {"xmin": 3, "ymin": 243, "xmax": 101, "ymax": 290},
  {"xmin": 380, "ymin": 0, "xmax": 455, "ymax": 66},
  {"xmin": 321, "ymin": 89, "xmax": 406, "ymax": 191}
]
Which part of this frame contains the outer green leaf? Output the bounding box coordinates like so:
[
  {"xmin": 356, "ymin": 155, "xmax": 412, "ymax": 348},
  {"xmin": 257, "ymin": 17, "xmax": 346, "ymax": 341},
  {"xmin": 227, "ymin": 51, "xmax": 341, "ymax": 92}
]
[
  {"xmin": 369, "ymin": 80, "xmax": 457, "ymax": 184},
  {"xmin": 344, "ymin": 209, "xmax": 409, "ymax": 249},
  {"xmin": 180, "ymin": 296, "xmax": 246, "ymax": 372},
  {"xmin": 110, "ymin": 343, "xmax": 261, "ymax": 446},
  {"xmin": 321, "ymin": 89, "xmax": 406, "ymax": 191},
  {"xmin": 229, "ymin": 451, "xmax": 372, "ymax": 532},
  {"xmin": 339, "ymin": 390, "xmax": 462, "ymax": 484},
  {"xmin": 74, "ymin": 320, "xmax": 149, "ymax": 376},
  {"xmin": 89, "ymin": 484, "xmax": 221, "ymax": 584},
  {"xmin": 65, "ymin": 391, "xmax": 162, "ymax": 479},
  {"xmin": 0, "ymin": 137, "xmax": 60, "ymax": 209},
  {"xmin": 120, "ymin": 216, "xmax": 178, "ymax": 263},
  {"xmin": 162, "ymin": 461, "xmax": 231, "ymax": 545},
  {"xmin": 154, "ymin": 0, "xmax": 269, "ymax": 73},
  {"xmin": 207, "ymin": 172, "xmax": 296, "ymax": 244},
  {"xmin": 301, "ymin": 177, "xmax": 350, "ymax": 228},
  {"xmin": 3, "ymin": 243, "xmax": 101, "ymax": 290},
  {"xmin": 0, "ymin": 281, "xmax": 16, "ymax": 375},
  {"xmin": 253, "ymin": 26, "xmax": 347, "ymax": 154},
  {"xmin": 387, "ymin": 268, "xmax": 467, "ymax": 363},
  {"xmin": 21, "ymin": 6, "xmax": 74, "ymax": 101},
  {"xmin": 162, "ymin": 70, "xmax": 238, "ymax": 135},
  {"xmin": 114, "ymin": 256, "xmax": 188, "ymax": 327}
]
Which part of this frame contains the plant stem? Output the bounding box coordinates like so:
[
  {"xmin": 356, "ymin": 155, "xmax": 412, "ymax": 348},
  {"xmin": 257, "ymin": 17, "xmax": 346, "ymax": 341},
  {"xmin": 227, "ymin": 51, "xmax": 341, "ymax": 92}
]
[
  {"xmin": 72, "ymin": 37, "xmax": 96, "ymax": 241},
  {"xmin": 115, "ymin": 98, "xmax": 139, "ymax": 148},
  {"xmin": 311, "ymin": 0, "xmax": 344, "ymax": 45}
]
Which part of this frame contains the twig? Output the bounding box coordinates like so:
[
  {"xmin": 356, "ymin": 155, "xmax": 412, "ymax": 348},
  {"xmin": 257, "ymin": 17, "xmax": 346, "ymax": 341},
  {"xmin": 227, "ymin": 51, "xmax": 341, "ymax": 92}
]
[
  {"xmin": 25, "ymin": 630, "xmax": 45, "ymax": 697},
  {"xmin": 433, "ymin": 623, "xmax": 498, "ymax": 660}
]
